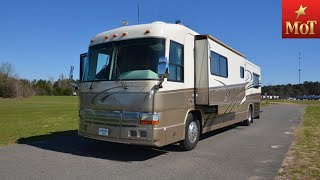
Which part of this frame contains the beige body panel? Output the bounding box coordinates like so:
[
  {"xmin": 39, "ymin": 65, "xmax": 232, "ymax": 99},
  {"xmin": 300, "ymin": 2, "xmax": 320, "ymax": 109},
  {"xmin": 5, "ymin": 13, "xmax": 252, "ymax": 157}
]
[
  {"xmin": 208, "ymin": 83, "xmax": 246, "ymax": 114},
  {"xmin": 78, "ymin": 83, "xmax": 260, "ymax": 147}
]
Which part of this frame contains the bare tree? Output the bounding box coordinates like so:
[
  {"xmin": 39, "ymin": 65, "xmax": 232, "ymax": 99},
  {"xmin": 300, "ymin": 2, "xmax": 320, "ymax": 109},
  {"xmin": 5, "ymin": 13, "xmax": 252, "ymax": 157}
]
[
  {"xmin": 59, "ymin": 73, "xmax": 65, "ymax": 87},
  {"xmin": 0, "ymin": 62, "xmax": 16, "ymax": 97},
  {"xmin": 48, "ymin": 77, "xmax": 54, "ymax": 86},
  {"xmin": 0, "ymin": 62, "xmax": 33, "ymax": 98},
  {"xmin": 0, "ymin": 62, "xmax": 15, "ymax": 77}
]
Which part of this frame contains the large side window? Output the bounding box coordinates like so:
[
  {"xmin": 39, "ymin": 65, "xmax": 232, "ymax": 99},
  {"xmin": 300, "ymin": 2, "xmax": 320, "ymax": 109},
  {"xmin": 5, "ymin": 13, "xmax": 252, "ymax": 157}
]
[
  {"xmin": 253, "ymin": 74, "xmax": 260, "ymax": 88},
  {"xmin": 210, "ymin": 51, "xmax": 228, "ymax": 78},
  {"xmin": 168, "ymin": 41, "xmax": 184, "ymax": 82},
  {"xmin": 90, "ymin": 48, "xmax": 112, "ymax": 81},
  {"xmin": 211, "ymin": 52, "xmax": 220, "ymax": 75}
]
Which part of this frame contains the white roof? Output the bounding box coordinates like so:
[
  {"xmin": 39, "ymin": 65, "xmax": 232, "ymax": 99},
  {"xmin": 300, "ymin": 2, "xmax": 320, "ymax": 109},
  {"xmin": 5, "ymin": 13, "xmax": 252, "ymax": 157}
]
[
  {"xmin": 89, "ymin": 22, "xmax": 197, "ymax": 46},
  {"xmin": 89, "ymin": 21, "xmax": 246, "ymax": 59}
]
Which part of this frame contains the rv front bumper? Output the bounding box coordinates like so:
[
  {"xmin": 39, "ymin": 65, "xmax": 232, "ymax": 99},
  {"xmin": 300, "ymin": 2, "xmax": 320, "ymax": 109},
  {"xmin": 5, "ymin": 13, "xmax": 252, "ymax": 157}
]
[{"xmin": 78, "ymin": 110, "xmax": 165, "ymax": 147}]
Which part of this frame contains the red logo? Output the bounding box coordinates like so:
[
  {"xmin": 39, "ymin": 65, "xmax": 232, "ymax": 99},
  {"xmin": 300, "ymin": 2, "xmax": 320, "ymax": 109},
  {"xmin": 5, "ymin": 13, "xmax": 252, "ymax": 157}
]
[{"xmin": 282, "ymin": 0, "xmax": 320, "ymax": 38}]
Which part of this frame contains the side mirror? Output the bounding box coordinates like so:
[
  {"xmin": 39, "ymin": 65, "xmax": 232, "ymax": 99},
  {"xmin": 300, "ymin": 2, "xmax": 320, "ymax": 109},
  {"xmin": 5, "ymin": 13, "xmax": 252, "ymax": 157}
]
[
  {"xmin": 70, "ymin": 82, "xmax": 79, "ymax": 89},
  {"xmin": 158, "ymin": 57, "xmax": 169, "ymax": 78}
]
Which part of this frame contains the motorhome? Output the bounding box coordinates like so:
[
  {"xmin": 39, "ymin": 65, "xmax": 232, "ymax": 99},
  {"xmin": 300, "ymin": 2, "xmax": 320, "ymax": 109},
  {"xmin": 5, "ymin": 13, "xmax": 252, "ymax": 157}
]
[{"xmin": 78, "ymin": 22, "xmax": 261, "ymax": 150}]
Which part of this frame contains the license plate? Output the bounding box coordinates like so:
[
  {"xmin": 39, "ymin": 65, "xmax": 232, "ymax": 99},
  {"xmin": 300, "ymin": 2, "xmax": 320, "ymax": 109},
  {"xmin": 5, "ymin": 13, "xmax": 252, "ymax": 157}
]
[{"xmin": 98, "ymin": 128, "xmax": 109, "ymax": 136}]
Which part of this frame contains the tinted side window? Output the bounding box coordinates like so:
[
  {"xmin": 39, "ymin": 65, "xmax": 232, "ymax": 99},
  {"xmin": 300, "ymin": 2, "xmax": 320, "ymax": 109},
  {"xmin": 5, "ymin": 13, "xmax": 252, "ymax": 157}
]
[
  {"xmin": 210, "ymin": 51, "xmax": 228, "ymax": 78},
  {"xmin": 219, "ymin": 56, "xmax": 228, "ymax": 77},
  {"xmin": 168, "ymin": 41, "xmax": 184, "ymax": 82},
  {"xmin": 211, "ymin": 52, "xmax": 220, "ymax": 75},
  {"xmin": 80, "ymin": 53, "xmax": 88, "ymax": 82},
  {"xmin": 95, "ymin": 53, "xmax": 111, "ymax": 80},
  {"xmin": 240, "ymin": 66, "xmax": 244, "ymax": 78},
  {"xmin": 253, "ymin": 74, "xmax": 260, "ymax": 88}
]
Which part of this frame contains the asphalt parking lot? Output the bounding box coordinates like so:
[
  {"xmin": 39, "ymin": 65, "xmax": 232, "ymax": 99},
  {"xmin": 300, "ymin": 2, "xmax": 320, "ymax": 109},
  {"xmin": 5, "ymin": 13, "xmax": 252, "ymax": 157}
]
[{"xmin": 0, "ymin": 104, "xmax": 304, "ymax": 180}]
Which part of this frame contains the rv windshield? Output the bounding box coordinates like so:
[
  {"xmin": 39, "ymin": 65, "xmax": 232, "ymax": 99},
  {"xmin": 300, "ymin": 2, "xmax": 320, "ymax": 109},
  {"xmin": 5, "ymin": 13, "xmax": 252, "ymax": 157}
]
[{"xmin": 82, "ymin": 38, "xmax": 166, "ymax": 82}]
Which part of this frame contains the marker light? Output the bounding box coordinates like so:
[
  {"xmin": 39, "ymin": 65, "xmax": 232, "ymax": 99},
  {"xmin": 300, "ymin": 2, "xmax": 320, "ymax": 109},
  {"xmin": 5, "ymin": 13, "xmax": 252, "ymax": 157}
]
[
  {"xmin": 104, "ymin": 35, "xmax": 109, "ymax": 39},
  {"xmin": 113, "ymin": 33, "xmax": 118, "ymax": 37},
  {"xmin": 122, "ymin": 32, "xmax": 128, "ymax": 36},
  {"xmin": 145, "ymin": 30, "xmax": 151, "ymax": 34},
  {"xmin": 90, "ymin": 38, "xmax": 95, "ymax": 42},
  {"xmin": 140, "ymin": 120, "xmax": 159, "ymax": 125},
  {"xmin": 140, "ymin": 113, "xmax": 159, "ymax": 125}
]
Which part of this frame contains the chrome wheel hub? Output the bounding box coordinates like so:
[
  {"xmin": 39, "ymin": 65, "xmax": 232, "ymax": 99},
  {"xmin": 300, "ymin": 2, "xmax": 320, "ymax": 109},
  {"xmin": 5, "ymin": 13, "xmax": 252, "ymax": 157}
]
[
  {"xmin": 188, "ymin": 121, "xmax": 198, "ymax": 143},
  {"xmin": 248, "ymin": 109, "xmax": 252, "ymax": 122}
]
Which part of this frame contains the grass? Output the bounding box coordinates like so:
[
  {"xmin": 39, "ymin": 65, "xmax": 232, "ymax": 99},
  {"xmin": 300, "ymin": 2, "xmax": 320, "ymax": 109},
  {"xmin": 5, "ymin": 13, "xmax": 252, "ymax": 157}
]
[
  {"xmin": 0, "ymin": 96, "xmax": 78, "ymax": 146},
  {"xmin": 276, "ymin": 106, "xmax": 320, "ymax": 179}
]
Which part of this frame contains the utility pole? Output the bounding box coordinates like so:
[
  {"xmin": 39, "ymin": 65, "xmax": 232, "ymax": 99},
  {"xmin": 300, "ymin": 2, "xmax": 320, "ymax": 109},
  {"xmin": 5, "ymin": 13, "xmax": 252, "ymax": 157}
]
[
  {"xmin": 298, "ymin": 52, "xmax": 301, "ymax": 84},
  {"xmin": 69, "ymin": 66, "xmax": 74, "ymax": 80}
]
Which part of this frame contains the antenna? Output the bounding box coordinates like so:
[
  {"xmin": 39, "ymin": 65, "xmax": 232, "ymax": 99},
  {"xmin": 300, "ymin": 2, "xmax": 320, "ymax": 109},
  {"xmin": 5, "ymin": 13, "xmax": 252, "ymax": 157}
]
[
  {"xmin": 137, "ymin": 1, "xmax": 140, "ymax": 24},
  {"xmin": 155, "ymin": 0, "xmax": 158, "ymax": 20},
  {"xmin": 298, "ymin": 51, "xmax": 301, "ymax": 84}
]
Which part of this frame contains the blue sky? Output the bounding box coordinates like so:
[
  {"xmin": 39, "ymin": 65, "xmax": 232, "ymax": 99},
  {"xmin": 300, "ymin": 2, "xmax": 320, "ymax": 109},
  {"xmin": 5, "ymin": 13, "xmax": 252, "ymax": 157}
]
[{"xmin": 0, "ymin": 0, "xmax": 319, "ymax": 85}]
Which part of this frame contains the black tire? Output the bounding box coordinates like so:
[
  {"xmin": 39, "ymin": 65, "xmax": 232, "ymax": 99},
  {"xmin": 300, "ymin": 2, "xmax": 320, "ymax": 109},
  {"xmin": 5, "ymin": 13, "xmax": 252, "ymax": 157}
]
[
  {"xmin": 179, "ymin": 114, "xmax": 200, "ymax": 151},
  {"xmin": 243, "ymin": 106, "xmax": 253, "ymax": 126}
]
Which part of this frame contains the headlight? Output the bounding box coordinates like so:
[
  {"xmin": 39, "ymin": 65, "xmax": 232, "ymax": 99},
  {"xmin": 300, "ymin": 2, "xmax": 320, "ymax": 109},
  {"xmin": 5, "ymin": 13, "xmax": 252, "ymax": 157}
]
[{"xmin": 140, "ymin": 113, "xmax": 159, "ymax": 125}]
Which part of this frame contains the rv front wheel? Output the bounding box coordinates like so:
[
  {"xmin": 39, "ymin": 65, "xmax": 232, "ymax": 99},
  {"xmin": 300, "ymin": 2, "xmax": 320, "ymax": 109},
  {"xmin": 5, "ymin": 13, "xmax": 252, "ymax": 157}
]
[{"xmin": 179, "ymin": 114, "xmax": 200, "ymax": 151}]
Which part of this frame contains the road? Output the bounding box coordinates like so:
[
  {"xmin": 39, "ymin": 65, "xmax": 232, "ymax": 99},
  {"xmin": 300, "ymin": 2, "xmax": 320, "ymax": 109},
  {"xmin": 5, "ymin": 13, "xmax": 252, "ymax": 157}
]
[{"xmin": 0, "ymin": 104, "xmax": 303, "ymax": 180}]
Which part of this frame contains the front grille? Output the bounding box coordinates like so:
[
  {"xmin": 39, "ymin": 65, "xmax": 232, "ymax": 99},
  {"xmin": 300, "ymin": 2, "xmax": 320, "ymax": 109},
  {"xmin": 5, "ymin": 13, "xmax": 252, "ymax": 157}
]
[
  {"xmin": 122, "ymin": 112, "xmax": 139, "ymax": 126},
  {"xmin": 80, "ymin": 109, "xmax": 139, "ymax": 126},
  {"xmin": 93, "ymin": 110, "xmax": 121, "ymax": 125}
]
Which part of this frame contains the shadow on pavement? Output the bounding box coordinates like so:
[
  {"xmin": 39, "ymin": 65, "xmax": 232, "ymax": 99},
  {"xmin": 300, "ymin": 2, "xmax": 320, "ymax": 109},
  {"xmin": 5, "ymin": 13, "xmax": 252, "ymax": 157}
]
[
  {"xmin": 200, "ymin": 123, "xmax": 241, "ymax": 140},
  {"xmin": 17, "ymin": 130, "xmax": 170, "ymax": 162},
  {"xmin": 17, "ymin": 123, "xmax": 243, "ymax": 162}
]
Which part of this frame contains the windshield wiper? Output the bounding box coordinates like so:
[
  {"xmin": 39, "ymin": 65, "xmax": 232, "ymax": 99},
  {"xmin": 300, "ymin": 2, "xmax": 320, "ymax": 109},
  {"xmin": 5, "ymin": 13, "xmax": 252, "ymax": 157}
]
[
  {"xmin": 89, "ymin": 76, "xmax": 97, "ymax": 89},
  {"xmin": 115, "ymin": 60, "xmax": 128, "ymax": 90},
  {"xmin": 89, "ymin": 74, "xmax": 127, "ymax": 90},
  {"xmin": 113, "ymin": 49, "xmax": 127, "ymax": 90}
]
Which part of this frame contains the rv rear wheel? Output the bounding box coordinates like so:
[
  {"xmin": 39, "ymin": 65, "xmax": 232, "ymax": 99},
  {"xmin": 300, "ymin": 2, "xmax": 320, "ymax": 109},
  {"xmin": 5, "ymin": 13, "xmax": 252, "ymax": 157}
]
[
  {"xmin": 243, "ymin": 106, "xmax": 253, "ymax": 126},
  {"xmin": 179, "ymin": 114, "xmax": 200, "ymax": 151}
]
